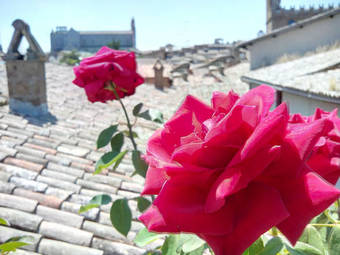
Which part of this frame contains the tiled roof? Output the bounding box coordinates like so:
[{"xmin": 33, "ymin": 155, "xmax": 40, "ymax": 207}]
[
  {"xmin": 0, "ymin": 55, "xmax": 250, "ymax": 254},
  {"xmin": 242, "ymin": 48, "xmax": 340, "ymax": 101}
]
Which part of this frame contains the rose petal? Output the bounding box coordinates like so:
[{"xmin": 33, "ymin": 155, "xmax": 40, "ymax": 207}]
[
  {"xmin": 146, "ymin": 129, "xmax": 172, "ymax": 162},
  {"xmin": 211, "ymin": 90, "xmax": 239, "ymax": 114},
  {"xmin": 171, "ymin": 95, "xmax": 214, "ymax": 124},
  {"xmin": 308, "ymin": 154, "xmax": 340, "ymax": 184},
  {"xmin": 277, "ymin": 172, "xmax": 340, "ymax": 245},
  {"xmin": 287, "ymin": 118, "xmax": 333, "ymax": 161},
  {"xmin": 141, "ymin": 174, "xmax": 235, "ymax": 235},
  {"xmin": 141, "ymin": 166, "xmax": 168, "ymax": 195},
  {"xmin": 201, "ymin": 183, "xmax": 289, "ymax": 255},
  {"xmin": 204, "ymin": 104, "xmax": 258, "ymax": 149},
  {"xmin": 231, "ymin": 102, "xmax": 288, "ymax": 165},
  {"xmin": 205, "ymin": 145, "xmax": 281, "ymax": 213},
  {"xmin": 235, "ymin": 84, "xmax": 275, "ymax": 120}
]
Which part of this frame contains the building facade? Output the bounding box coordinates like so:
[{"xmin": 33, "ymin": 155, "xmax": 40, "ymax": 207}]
[
  {"xmin": 266, "ymin": 0, "xmax": 337, "ymax": 32},
  {"xmin": 50, "ymin": 19, "xmax": 136, "ymax": 53},
  {"xmin": 239, "ymin": 8, "xmax": 340, "ymax": 70}
]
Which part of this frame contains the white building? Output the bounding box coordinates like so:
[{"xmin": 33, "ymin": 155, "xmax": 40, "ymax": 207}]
[
  {"xmin": 242, "ymin": 48, "xmax": 340, "ymax": 116},
  {"xmin": 238, "ymin": 8, "xmax": 340, "ymax": 70}
]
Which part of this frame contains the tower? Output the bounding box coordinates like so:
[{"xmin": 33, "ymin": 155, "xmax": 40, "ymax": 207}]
[
  {"xmin": 266, "ymin": 0, "xmax": 281, "ymax": 32},
  {"xmin": 131, "ymin": 18, "xmax": 136, "ymax": 49}
]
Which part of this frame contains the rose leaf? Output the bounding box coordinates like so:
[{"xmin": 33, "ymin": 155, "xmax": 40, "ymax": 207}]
[
  {"xmin": 110, "ymin": 199, "xmax": 132, "ymax": 237},
  {"xmin": 137, "ymin": 197, "xmax": 151, "ymax": 212},
  {"xmin": 97, "ymin": 125, "xmax": 118, "ymax": 149},
  {"xmin": 133, "ymin": 103, "xmax": 144, "ymax": 116},
  {"xmin": 134, "ymin": 228, "xmax": 165, "ymax": 247},
  {"xmin": 258, "ymin": 236, "xmax": 283, "ymax": 255},
  {"xmin": 328, "ymin": 225, "xmax": 340, "ymax": 255},
  {"xmin": 110, "ymin": 132, "xmax": 124, "ymax": 152},
  {"xmin": 132, "ymin": 150, "xmax": 148, "ymax": 177}
]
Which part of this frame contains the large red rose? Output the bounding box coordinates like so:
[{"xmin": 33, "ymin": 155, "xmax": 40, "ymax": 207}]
[
  {"xmin": 73, "ymin": 47, "xmax": 144, "ymax": 103},
  {"xmin": 139, "ymin": 85, "xmax": 340, "ymax": 255}
]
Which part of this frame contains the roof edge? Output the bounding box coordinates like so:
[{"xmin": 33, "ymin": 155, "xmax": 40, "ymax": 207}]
[{"xmin": 241, "ymin": 75, "xmax": 340, "ymax": 104}]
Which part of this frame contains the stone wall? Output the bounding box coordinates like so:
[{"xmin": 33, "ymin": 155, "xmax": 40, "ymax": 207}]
[
  {"xmin": 79, "ymin": 34, "xmax": 133, "ymax": 51},
  {"xmin": 6, "ymin": 60, "xmax": 48, "ymax": 115}
]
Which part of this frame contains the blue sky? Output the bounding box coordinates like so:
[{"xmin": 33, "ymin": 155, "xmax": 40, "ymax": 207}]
[{"xmin": 0, "ymin": 0, "xmax": 339, "ymax": 52}]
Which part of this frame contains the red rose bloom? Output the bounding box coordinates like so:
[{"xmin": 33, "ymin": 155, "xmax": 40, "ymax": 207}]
[
  {"xmin": 73, "ymin": 47, "xmax": 144, "ymax": 103},
  {"xmin": 139, "ymin": 85, "xmax": 340, "ymax": 255}
]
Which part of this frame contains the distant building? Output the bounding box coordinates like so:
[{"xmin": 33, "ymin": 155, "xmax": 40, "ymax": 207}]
[
  {"xmin": 238, "ymin": 8, "xmax": 340, "ymax": 70},
  {"xmin": 266, "ymin": 0, "xmax": 338, "ymax": 32},
  {"xmin": 50, "ymin": 19, "xmax": 136, "ymax": 53}
]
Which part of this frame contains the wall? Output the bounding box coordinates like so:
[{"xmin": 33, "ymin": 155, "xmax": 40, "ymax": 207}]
[
  {"xmin": 249, "ymin": 13, "xmax": 340, "ymax": 69},
  {"xmin": 79, "ymin": 34, "xmax": 132, "ymax": 52},
  {"xmin": 282, "ymin": 92, "xmax": 340, "ymax": 116},
  {"xmin": 249, "ymin": 83, "xmax": 340, "ymax": 116}
]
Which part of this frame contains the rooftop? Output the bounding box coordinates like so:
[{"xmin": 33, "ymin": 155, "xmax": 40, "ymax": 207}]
[{"xmin": 242, "ymin": 48, "xmax": 340, "ymax": 102}]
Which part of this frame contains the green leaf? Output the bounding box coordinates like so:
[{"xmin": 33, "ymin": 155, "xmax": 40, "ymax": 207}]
[
  {"xmin": 329, "ymin": 225, "xmax": 340, "ymax": 255},
  {"xmin": 243, "ymin": 237, "xmax": 264, "ymax": 255},
  {"xmin": 90, "ymin": 194, "xmax": 112, "ymax": 205},
  {"xmin": 148, "ymin": 109, "xmax": 164, "ymax": 124},
  {"xmin": 112, "ymin": 150, "xmax": 128, "ymax": 171},
  {"xmin": 97, "ymin": 125, "xmax": 118, "ymax": 149},
  {"xmin": 132, "ymin": 150, "xmax": 148, "ymax": 177},
  {"xmin": 5, "ymin": 236, "xmax": 33, "ymax": 243},
  {"xmin": 78, "ymin": 194, "xmax": 112, "ymax": 214},
  {"xmin": 122, "ymin": 130, "xmax": 138, "ymax": 138},
  {"xmin": 137, "ymin": 197, "xmax": 151, "ymax": 212},
  {"xmin": 180, "ymin": 234, "xmax": 205, "ymax": 253},
  {"xmin": 138, "ymin": 109, "xmax": 164, "ymax": 124},
  {"xmin": 259, "ymin": 237, "xmax": 283, "ymax": 255},
  {"xmin": 186, "ymin": 245, "xmax": 205, "ymax": 255},
  {"xmin": 111, "ymin": 132, "xmax": 124, "ymax": 152},
  {"xmin": 299, "ymin": 225, "xmax": 325, "ymax": 254},
  {"xmin": 0, "ymin": 217, "xmax": 9, "ymax": 226},
  {"xmin": 294, "ymin": 242, "xmax": 323, "ymax": 255},
  {"xmin": 79, "ymin": 203, "xmax": 99, "ymax": 214},
  {"xmin": 134, "ymin": 228, "xmax": 164, "ymax": 247},
  {"xmin": 133, "ymin": 103, "xmax": 144, "ymax": 116},
  {"xmin": 0, "ymin": 241, "xmax": 28, "ymax": 252},
  {"xmin": 286, "ymin": 245, "xmax": 307, "ymax": 255},
  {"xmin": 95, "ymin": 150, "xmax": 127, "ymax": 174},
  {"xmin": 161, "ymin": 235, "xmax": 180, "ymax": 255},
  {"xmin": 110, "ymin": 199, "xmax": 132, "ymax": 237}
]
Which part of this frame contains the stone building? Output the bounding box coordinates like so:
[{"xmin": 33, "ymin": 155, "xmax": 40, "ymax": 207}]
[
  {"xmin": 266, "ymin": 0, "xmax": 338, "ymax": 32},
  {"xmin": 50, "ymin": 19, "xmax": 136, "ymax": 53}
]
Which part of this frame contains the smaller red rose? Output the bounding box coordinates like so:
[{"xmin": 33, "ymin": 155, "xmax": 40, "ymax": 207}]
[{"xmin": 73, "ymin": 47, "xmax": 144, "ymax": 103}]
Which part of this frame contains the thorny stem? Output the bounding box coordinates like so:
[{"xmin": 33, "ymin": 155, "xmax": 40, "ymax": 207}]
[{"xmin": 109, "ymin": 82, "xmax": 138, "ymax": 151}]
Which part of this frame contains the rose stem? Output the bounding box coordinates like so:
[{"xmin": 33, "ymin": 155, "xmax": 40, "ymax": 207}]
[
  {"xmin": 109, "ymin": 82, "xmax": 138, "ymax": 151},
  {"xmin": 310, "ymin": 223, "xmax": 339, "ymax": 227}
]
